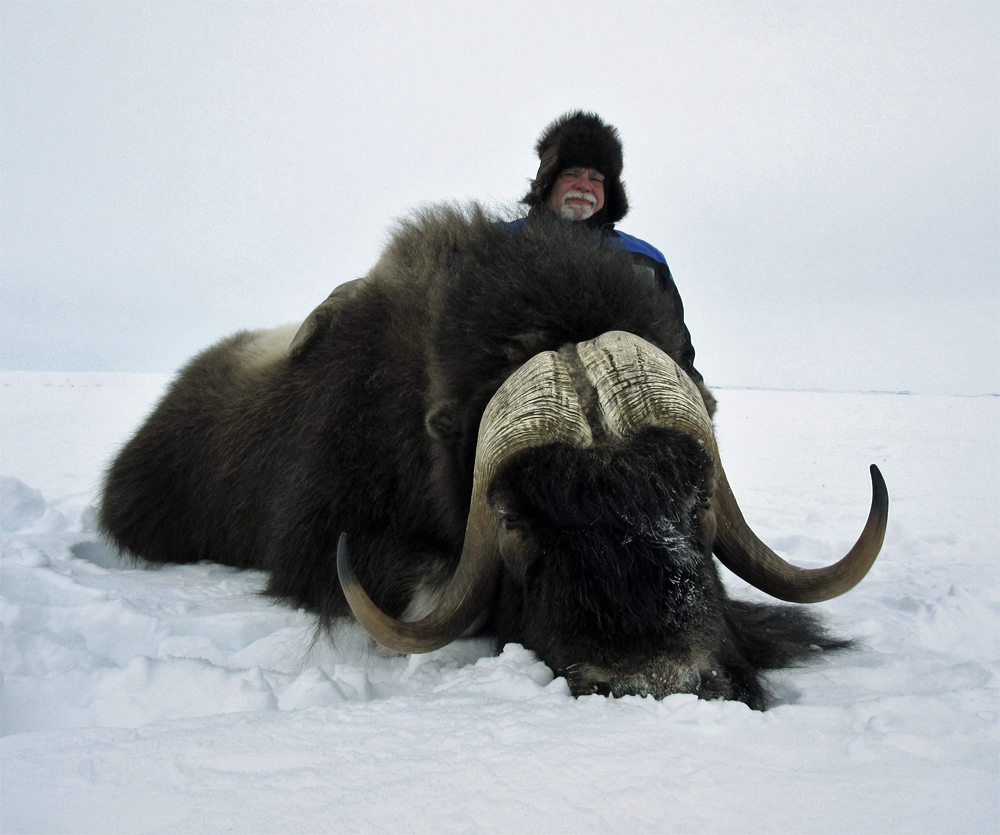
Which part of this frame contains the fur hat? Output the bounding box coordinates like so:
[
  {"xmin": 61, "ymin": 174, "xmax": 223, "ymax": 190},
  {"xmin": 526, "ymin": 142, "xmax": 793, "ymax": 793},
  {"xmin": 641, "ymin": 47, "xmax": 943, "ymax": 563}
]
[{"xmin": 522, "ymin": 111, "xmax": 629, "ymax": 224}]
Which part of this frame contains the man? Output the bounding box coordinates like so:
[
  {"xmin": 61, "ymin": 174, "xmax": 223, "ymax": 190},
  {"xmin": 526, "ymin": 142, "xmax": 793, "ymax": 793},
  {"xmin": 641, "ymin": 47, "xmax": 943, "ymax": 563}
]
[{"xmin": 517, "ymin": 110, "xmax": 703, "ymax": 385}]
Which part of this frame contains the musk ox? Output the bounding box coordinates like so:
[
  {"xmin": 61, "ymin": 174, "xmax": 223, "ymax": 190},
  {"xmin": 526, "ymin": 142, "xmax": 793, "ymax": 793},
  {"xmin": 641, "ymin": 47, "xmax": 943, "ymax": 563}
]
[{"xmin": 100, "ymin": 205, "xmax": 888, "ymax": 709}]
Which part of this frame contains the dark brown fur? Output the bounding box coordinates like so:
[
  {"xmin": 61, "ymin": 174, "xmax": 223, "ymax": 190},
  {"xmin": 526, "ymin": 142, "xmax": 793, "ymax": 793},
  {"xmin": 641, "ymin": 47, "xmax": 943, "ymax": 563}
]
[{"xmin": 100, "ymin": 205, "xmax": 846, "ymax": 708}]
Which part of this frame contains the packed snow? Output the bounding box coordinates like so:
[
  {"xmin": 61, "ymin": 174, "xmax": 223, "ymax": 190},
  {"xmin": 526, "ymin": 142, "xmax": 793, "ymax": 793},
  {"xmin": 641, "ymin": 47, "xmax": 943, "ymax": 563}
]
[{"xmin": 1, "ymin": 371, "xmax": 997, "ymax": 834}]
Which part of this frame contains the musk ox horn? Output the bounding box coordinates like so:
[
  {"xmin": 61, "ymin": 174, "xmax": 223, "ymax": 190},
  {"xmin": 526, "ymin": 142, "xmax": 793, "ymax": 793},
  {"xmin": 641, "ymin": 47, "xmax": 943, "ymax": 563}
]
[
  {"xmin": 710, "ymin": 464, "xmax": 888, "ymax": 603},
  {"xmin": 576, "ymin": 331, "xmax": 888, "ymax": 604},
  {"xmin": 338, "ymin": 348, "xmax": 594, "ymax": 653}
]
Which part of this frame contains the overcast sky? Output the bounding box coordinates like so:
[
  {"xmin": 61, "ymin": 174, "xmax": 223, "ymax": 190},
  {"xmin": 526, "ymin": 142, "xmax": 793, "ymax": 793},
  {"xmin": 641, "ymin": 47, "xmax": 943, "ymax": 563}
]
[{"xmin": 2, "ymin": 1, "xmax": 997, "ymax": 395}]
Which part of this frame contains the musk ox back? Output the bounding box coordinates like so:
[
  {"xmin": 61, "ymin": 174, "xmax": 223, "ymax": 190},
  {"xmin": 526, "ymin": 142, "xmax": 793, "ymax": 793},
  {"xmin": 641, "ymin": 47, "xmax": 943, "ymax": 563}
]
[{"xmin": 100, "ymin": 205, "xmax": 887, "ymax": 708}]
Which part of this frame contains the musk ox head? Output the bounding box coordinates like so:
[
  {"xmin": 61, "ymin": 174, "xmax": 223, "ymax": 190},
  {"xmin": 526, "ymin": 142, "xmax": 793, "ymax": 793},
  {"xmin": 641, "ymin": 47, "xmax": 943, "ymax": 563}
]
[{"xmin": 339, "ymin": 331, "xmax": 888, "ymax": 707}]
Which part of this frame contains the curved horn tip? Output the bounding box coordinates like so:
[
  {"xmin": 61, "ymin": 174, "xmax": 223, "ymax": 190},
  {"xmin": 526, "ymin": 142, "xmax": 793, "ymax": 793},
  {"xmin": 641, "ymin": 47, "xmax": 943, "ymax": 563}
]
[
  {"xmin": 868, "ymin": 464, "xmax": 890, "ymax": 529},
  {"xmin": 868, "ymin": 464, "xmax": 889, "ymax": 549},
  {"xmin": 870, "ymin": 464, "xmax": 887, "ymax": 500},
  {"xmin": 336, "ymin": 532, "xmax": 358, "ymax": 591}
]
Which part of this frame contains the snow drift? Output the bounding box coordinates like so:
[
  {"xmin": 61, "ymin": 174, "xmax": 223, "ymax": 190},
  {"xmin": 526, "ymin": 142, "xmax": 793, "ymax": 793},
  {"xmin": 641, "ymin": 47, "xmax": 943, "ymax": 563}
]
[{"xmin": 1, "ymin": 371, "xmax": 996, "ymax": 834}]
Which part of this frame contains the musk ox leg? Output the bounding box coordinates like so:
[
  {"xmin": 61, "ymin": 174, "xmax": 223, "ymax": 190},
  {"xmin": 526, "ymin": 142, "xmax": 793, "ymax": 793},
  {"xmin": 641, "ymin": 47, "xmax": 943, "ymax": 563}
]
[{"xmin": 288, "ymin": 278, "xmax": 365, "ymax": 359}]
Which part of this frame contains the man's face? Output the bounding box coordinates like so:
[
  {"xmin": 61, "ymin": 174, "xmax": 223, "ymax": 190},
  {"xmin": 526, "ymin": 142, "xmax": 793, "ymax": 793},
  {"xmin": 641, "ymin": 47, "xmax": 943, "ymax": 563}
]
[{"xmin": 547, "ymin": 167, "xmax": 606, "ymax": 221}]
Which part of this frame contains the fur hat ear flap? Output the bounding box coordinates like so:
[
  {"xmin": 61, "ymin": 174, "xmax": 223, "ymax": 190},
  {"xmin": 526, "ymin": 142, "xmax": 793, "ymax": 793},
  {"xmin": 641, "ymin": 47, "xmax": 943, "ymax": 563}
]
[{"xmin": 522, "ymin": 111, "xmax": 629, "ymax": 224}]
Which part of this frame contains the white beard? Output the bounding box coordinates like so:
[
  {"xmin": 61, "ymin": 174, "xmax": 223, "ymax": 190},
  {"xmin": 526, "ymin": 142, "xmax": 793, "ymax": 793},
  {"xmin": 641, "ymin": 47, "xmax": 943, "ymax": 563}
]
[{"xmin": 557, "ymin": 190, "xmax": 598, "ymax": 221}]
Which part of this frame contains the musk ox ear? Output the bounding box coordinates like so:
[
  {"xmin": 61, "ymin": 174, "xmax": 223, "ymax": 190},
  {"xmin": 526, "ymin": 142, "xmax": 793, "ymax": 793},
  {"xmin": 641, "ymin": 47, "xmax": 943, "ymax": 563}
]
[{"xmin": 425, "ymin": 399, "xmax": 465, "ymax": 444}]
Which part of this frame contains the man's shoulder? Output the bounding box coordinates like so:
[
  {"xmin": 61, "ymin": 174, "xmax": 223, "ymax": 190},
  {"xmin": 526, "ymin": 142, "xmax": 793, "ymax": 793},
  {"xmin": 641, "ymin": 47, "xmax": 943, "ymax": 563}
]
[
  {"xmin": 609, "ymin": 229, "xmax": 667, "ymax": 265},
  {"xmin": 504, "ymin": 217, "xmax": 667, "ymax": 267}
]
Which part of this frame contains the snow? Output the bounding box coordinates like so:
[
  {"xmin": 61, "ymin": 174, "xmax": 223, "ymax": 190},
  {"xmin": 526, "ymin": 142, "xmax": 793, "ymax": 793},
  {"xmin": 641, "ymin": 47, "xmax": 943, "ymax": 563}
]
[{"xmin": 2, "ymin": 371, "xmax": 997, "ymax": 834}]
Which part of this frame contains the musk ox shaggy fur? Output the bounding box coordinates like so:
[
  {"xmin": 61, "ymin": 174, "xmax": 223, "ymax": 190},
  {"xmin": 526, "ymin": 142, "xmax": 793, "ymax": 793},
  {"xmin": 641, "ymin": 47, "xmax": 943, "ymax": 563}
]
[{"xmin": 99, "ymin": 205, "xmax": 887, "ymax": 709}]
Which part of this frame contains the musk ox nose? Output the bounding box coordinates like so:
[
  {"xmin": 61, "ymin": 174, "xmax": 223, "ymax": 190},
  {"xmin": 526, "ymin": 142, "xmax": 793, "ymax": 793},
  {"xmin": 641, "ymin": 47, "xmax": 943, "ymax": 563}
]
[{"xmin": 566, "ymin": 660, "xmax": 706, "ymax": 700}]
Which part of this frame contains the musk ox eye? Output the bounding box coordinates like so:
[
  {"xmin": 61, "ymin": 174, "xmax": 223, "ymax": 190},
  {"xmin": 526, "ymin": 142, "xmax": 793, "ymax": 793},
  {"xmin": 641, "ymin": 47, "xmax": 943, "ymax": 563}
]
[
  {"xmin": 495, "ymin": 508, "xmax": 525, "ymax": 531},
  {"xmin": 490, "ymin": 492, "xmax": 524, "ymax": 530}
]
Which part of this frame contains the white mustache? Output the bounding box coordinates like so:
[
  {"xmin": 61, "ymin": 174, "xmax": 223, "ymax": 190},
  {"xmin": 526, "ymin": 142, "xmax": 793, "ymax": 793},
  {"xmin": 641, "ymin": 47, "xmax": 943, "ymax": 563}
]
[{"xmin": 562, "ymin": 189, "xmax": 597, "ymax": 207}]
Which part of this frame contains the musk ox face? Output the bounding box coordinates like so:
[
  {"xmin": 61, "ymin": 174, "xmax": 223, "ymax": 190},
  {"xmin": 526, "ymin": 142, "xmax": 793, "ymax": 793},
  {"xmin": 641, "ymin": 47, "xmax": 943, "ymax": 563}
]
[
  {"xmin": 483, "ymin": 432, "xmax": 850, "ymax": 705},
  {"xmin": 487, "ymin": 430, "xmax": 722, "ymax": 698}
]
